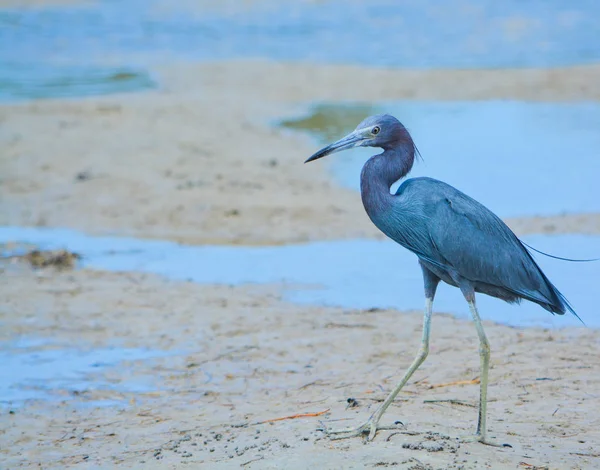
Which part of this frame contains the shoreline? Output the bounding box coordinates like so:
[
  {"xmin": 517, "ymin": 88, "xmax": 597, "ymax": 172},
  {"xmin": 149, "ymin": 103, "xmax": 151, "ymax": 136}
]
[{"xmin": 2, "ymin": 60, "xmax": 600, "ymax": 245}]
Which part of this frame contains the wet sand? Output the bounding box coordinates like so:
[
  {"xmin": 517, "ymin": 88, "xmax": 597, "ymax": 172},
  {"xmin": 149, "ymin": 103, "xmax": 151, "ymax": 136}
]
[
  {"xmin": 2, "ymin": 267, "xmax": 599, "ymax": 469},
  {"xmin": 1, "ymin": 59, "xmax": 600, "ymax": 469}
]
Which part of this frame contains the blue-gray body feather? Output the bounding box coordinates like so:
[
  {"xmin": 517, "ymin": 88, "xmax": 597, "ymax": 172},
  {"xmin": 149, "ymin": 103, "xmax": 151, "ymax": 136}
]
[{"xmin": 371, "ymin": 176, "xmax": 572, "ymax": 315}]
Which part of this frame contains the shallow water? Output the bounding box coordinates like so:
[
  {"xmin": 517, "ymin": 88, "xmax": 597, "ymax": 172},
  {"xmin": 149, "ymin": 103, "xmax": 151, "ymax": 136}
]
[
  {"xmin": 281, "ymin": 101, "xmax": 600, "ymax": 217},
  {"xmin": 1, "ymin": 227, "xmax": 598, "ymax": 329},
  {"xmin": 0, "ymin": 64, "xmax": 155, "ymax": 102},
  {"xmin": 1, "ymin": 1, "xmax": 600, "ymax": 100},
  {"xmin": 0, "ymin": 336, "xmax": 175, "ymax": 407},
  {"xmin": 1, "ymin": 0, "xmax": 598, "ymax": 68}
]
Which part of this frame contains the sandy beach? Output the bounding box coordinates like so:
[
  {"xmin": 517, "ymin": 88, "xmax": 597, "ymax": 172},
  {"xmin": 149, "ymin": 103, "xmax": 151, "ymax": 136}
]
[
  {"xmin": 2, "ymin": 61, "xmax": 600, "ymax": 246},
  {"xmin": 1, "ymin": 265, "xmax": 599, "ymax": 469},
  {"xmin": 2, "ymin": 15, "xmax": 600, "ymax": 469}
]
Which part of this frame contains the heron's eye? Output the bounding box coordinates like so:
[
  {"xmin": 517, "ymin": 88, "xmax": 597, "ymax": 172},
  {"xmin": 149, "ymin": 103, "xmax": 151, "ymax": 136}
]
[{"xmin": 371, "ymin": 126, "xmax": 380, "ymax": 135}]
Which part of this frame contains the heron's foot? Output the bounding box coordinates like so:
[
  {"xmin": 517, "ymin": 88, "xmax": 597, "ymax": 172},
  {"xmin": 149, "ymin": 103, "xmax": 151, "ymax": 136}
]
[
  {"xmin": 319, "ymin": 417, "xmax": 404, "ymax": 442},
  {"xmin": 459, "ymin": 433, "xmax": 512, "ymax": 448}
]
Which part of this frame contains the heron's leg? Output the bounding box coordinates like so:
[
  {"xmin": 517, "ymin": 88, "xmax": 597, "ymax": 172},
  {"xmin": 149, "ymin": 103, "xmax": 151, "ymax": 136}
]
[
  {"xmin": 460, "ymin": 292, "xmax": 506, "ymax": 447},
  {"xmin": 324, "ymin": 298, "xmax": 433, "ymax": 440},
  {"xmin": 323, "ymin": 268, "xmax": 439, "ymax": 441}
]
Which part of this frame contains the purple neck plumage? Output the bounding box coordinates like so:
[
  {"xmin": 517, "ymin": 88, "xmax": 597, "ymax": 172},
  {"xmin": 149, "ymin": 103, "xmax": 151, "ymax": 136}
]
[{"xmin": 360, "ymin": 131, "xmax": 416, "ymax": 216}]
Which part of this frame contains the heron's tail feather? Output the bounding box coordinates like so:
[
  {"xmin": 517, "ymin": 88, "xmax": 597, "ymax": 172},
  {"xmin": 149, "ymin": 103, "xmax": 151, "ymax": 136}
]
[
  {"xmin": 539, "ymin": 280, "xmax": 583, "ymax": 324},
  {"xmin": 522, "ymin": 241, "xmax": 600, "ymax": 263},
  {"xmin": 517, "ymin": 239, "xmax": 584, "ymax": 324}
]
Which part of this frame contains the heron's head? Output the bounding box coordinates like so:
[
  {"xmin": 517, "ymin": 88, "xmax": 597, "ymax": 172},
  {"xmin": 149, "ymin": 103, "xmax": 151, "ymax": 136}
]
[{"xmin": 305, "ymin": 114, "xmax": 411, "ymax": 163}]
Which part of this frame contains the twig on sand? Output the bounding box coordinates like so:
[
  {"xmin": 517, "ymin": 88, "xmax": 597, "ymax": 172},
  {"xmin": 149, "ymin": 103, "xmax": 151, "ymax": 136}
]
[
  {"xmin": 198, "ymin": 345, "xmax": 258, "ymax": 366},
  {"xmin": 518, "ymin": 462, "xmax": 549, "ymax": 469},
  {"xmin": 241, "ymin": 456, "xmax": 265, "ymax": 466},
  {"xmin": 256, "ymin": 408, "xmax": 330, "ymax": 424},
  {"xmin": 298, "ymin": 380, "xmax": 328, "ymax": 390},
  {"xmin": 386, "ymin": 431, "xmax": 422, "ymax": 442},
  {"xmin": 427, "ymin": 378, "xmax": 480, "ymax": 389},
  {"xmin": 424, "ymin": 399, "xmax": 477, "ymax": 408}
]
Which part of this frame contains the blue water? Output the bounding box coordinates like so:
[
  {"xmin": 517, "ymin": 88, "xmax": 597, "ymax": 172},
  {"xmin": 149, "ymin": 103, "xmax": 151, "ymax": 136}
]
[
  {"xmin": 1, "ymin": 227, "xmax": 598, "ymax": 329},
  {"xmin": 1, "ymin": 1, "xmax": 600, "ymax": 100},
  {"xmin": 0, "ymin": 337, "xmax": 175, "ymax": 406},
  {"xmin": 1, "ymin": 1, "xmax": 598, "ymax": 69},
  {"xmin": 283, "ymin": 101, "xmax": 600, "ymax": 217}
]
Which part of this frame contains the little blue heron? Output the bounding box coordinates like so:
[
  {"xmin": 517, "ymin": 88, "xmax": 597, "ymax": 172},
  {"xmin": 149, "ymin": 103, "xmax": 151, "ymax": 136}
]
[{"xmin": 305, "ymin": 114, "xmax": 579, "ymax": 446}]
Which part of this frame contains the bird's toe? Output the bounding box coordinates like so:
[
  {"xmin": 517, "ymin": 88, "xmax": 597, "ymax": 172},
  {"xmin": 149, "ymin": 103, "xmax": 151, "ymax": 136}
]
[{"xmin": 320, "ymin": 419, "xmax": 404, "ymax": 442}]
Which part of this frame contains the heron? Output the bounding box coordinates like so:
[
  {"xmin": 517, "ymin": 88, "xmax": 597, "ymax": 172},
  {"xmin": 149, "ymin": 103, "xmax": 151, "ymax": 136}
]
[{"xmin": 305, "ymin": 114, "xmax": 580, "ymax": 446}]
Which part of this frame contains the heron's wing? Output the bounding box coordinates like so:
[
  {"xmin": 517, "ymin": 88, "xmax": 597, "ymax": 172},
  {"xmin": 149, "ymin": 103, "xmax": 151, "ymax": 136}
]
[
  {"xmin": 425, "ymin": 191, "xmax": 553, "ymax": 302},
  {"xmin": 386, "ymin": 178, "xmax": 572, "ymax": 315}
]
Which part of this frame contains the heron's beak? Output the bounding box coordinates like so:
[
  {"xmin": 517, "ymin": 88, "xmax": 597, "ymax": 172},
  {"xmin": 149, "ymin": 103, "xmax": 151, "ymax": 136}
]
[{"xmin": 304, "ymin": 131, "xmax": 366, "ymax": 163}]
